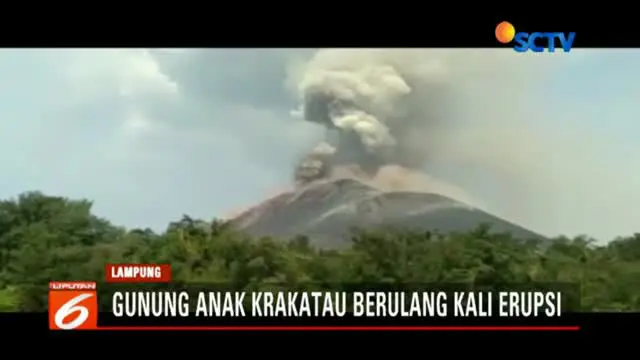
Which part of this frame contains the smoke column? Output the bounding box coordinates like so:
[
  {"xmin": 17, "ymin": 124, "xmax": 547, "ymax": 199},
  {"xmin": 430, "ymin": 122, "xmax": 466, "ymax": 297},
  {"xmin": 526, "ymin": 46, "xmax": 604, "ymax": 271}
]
[{"xmin": 287, "ymin": 49, "xmax": 480, "ymax": 204}]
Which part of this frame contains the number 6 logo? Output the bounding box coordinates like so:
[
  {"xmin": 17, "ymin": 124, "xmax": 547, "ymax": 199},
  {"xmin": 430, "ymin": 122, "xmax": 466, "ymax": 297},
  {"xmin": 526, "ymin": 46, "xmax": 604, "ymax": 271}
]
[
  {"xmin": 49, "ymin": 282, "xmax": 98, "ymax": 330},
  {"xmin": 54, "ymin": 293, "xmax": 94, "ymax": 330}
]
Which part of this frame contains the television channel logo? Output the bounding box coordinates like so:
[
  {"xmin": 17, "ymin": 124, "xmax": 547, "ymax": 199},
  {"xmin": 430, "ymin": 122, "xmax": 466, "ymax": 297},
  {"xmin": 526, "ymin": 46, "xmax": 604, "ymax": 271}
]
[
  {"xmin": 495, "ymin": 21, "xmax": 576, "ymax": 53},
  {"xmin": 48, "ymin": 281, "xmax": 98, "ymax": 330}
]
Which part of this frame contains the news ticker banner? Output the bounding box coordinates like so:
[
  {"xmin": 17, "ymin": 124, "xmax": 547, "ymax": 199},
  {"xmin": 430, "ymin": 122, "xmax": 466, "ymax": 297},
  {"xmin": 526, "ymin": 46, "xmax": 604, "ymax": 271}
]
[{"xmin": 49, "ymin": 263, "xmax": 581, "ymax": 331}]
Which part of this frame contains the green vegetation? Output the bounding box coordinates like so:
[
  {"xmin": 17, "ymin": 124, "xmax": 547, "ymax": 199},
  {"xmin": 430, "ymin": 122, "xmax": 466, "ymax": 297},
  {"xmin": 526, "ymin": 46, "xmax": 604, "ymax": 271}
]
[{"xmin": 0, "ymin": 191, "xmax": 639, "ymax": 312}]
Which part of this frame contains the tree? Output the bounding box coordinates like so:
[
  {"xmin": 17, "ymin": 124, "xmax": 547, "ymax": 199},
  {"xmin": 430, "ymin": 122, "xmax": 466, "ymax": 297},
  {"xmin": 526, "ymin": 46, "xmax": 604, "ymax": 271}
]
[{"xmin": 0, "ymin": 191, "xmax": 639, "ymax": 312}]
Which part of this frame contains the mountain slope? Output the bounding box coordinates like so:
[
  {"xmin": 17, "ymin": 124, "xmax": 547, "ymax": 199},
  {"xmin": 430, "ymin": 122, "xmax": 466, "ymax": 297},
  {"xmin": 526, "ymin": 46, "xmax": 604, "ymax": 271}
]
[{"xmin": 231, "ymin": 178, "xmax": 546, "ymax": 247}]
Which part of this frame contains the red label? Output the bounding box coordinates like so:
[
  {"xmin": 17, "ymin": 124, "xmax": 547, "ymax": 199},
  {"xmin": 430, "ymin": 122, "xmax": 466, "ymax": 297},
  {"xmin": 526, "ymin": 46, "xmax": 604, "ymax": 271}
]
[{"xmin": 105, "ymin": 264, "xmax": 171, "ymax": 283}]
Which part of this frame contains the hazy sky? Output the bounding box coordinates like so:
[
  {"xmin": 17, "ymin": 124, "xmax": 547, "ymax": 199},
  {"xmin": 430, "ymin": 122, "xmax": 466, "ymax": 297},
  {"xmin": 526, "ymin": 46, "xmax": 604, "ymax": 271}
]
[{"xmin": 0, "ymin": 49, "xmax": 637, "ymax": 240}]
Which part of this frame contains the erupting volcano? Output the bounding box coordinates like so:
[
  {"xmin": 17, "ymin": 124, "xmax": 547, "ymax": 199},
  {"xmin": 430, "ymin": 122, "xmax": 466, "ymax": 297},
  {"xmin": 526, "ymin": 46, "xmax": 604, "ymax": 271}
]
[{"xmin": 230, "ymin": 49, "xmax": 547, "ymax": 247}]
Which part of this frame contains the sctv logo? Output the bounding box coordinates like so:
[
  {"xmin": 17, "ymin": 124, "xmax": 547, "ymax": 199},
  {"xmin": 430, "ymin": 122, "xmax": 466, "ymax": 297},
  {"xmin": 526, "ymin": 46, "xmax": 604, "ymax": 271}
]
[{"xmin": 495, "ymin": 21, "xmax": 576, "ymax": 53}]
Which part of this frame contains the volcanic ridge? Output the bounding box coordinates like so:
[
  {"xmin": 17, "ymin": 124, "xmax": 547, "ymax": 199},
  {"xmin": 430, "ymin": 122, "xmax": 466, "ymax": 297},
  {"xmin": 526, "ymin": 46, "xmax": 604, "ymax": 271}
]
[{"xmin": 231, "ymin": 178, "xmax": 546, "ymax": 248}]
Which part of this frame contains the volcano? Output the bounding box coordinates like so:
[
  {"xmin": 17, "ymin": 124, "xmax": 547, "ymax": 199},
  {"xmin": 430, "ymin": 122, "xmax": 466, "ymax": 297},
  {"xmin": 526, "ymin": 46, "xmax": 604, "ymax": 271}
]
[{"xmin": 231, "ymin": 178, "xmax": 547, "ymax": 248}]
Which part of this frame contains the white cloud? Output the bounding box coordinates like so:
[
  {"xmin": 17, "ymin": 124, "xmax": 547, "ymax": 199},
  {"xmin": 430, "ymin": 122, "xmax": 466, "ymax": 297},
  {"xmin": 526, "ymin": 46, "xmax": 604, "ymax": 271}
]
[{"xmin": 64, "ymin": 49, "xmax": 179, "ymax": 99}]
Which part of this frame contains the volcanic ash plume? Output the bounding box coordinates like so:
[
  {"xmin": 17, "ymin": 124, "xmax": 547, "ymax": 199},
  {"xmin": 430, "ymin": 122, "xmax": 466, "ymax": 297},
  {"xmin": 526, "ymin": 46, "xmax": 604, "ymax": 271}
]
[
  {"xmin": 288, "ymin": 49, "xmax": 476, "ymax": 204},
  {"xmin": 294, "ymin": 142, "xmax": 335, "ymax": 185}
]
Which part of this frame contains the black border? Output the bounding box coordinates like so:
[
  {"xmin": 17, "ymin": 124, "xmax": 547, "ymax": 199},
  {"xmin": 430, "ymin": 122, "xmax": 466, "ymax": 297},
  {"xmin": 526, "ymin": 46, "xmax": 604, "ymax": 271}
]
[
  {"xmin": 6, "ymin": 312, "xmax": 634, "ymax": 338},
  {"xmin": 5, "ymin": 313, "xmax": 628, "ymax": 352},
  {"xmin": 1, "ymin": 6, "xmax": 636, "ymax": 47}
]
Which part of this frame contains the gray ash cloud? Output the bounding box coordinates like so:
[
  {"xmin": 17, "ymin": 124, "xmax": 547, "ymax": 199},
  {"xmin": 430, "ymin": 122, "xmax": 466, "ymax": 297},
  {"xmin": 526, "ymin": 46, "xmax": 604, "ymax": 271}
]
[{"xmin": 288, "ymin": 50, "xmax": 458, "ymax": 195}]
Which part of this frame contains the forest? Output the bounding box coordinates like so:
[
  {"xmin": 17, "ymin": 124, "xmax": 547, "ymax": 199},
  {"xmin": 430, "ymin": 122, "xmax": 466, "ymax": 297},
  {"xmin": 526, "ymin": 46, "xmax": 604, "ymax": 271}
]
[{"xmin": 0, "ymin": 191, "xmax": 638, "ymax": 312}]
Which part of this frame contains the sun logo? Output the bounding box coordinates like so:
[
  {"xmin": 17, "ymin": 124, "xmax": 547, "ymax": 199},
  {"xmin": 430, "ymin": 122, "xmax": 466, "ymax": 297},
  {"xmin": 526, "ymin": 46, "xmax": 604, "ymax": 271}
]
[{"xmin": 495, "ymin": 21, "xmax": 516, "ymax": 44}]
